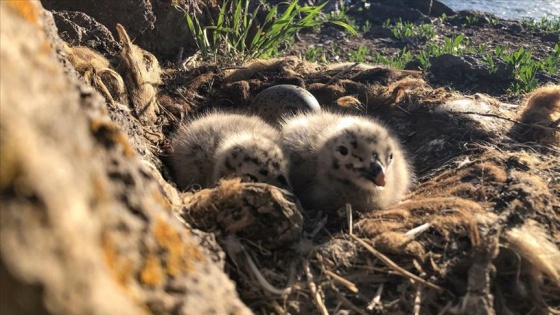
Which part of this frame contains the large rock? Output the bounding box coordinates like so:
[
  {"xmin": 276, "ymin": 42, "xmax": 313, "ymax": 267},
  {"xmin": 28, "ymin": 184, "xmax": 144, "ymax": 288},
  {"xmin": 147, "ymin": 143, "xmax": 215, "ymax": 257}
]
[
  {"xmin": 42, "ymin": 0, "xmax": 156, "ymax": 40},
  {"xmin": 42, "ymin": 0, "xmax": 203, "ymax": 61},
  {"xmin": 0, "ymin": 2, "xmax": 250, "ymax": 314},
  {"xmin": 51, "ymin": 10, "xmax": 121, "ymax": 57}
]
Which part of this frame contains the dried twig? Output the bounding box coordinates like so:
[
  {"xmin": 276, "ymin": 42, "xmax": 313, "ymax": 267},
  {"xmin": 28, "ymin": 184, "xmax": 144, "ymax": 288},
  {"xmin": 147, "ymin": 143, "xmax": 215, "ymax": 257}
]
[
  {"xmin": 413, "ymin": 284, "xmax": 422, "ymax": 315},
  {"xmin": 366, "ymin": 283, "xmax": 384, "ymax": 311},
  {"xmin": 329, "ymin": 282, "xmax": 369, "ymax": 315},
  {"xmin": 405, "ymin": 223, "xmax": 432, "ymax": 238},
  {"xmin": 396, "ymin": 104, "xmax": 413, "ymax": 116},
  {"xmin": 303, "ymin": 259, "xmax": 328, "ymax": 315},
  {"xmin": 349, "ymin": 234, "xmax": 444, "ymax": 292},
  {"xmin": 324, "ymin": 269, "xmax": 359, "ymax": 293},
  {"xmin": 346, "ymin": 203, "xmax": 353, "ymax": 235},
  {"xmin": 244, "ymin": 250, "xmax": 291, "ymax": 296}
]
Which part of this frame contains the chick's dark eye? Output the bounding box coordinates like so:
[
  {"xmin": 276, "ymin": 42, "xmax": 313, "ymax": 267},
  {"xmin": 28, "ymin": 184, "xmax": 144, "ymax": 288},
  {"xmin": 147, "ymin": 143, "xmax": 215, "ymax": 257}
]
[
  {"xmin": 389, "ymin": 153, "xmax": 393, "ymax": 160},
  {"xmin": 337, "ymin": 145, "xmax": 349, "ymax": 156}
]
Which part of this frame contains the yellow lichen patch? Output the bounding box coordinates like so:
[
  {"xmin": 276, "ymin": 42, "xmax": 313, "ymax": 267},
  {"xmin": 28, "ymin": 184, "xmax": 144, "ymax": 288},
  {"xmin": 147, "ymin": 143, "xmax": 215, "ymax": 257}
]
[
  {"xmin": 140, "ymin": 254, "xmax": 164, "ymax": 287},
  {"xmin": 5, "ymin": 0, "xmax": 39, "ymax": 24},
  {"xmin": 153, "ymin": 217, "xmax": 203, "ymax": 277},
  {"xmin": 90, "ymin": 118, "xmax": 135, "ymax": 157},
  {"xmin": 151, "ymin": 189, "xmax": 172, "ymax": 210},
  {"xmin": 102, "ymin": 233, "xmax": 135, "ymax": 288}
]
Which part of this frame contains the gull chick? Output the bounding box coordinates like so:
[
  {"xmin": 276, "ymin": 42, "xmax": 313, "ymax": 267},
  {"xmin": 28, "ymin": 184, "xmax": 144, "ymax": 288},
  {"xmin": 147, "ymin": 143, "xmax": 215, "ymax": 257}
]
[
  {"xmin": 281, "ymin": 112, "xmax": 411, "ymax": 212},
  {"xmin": 167, "ymin": 112, "xmax": 290, "ymax": 190}
]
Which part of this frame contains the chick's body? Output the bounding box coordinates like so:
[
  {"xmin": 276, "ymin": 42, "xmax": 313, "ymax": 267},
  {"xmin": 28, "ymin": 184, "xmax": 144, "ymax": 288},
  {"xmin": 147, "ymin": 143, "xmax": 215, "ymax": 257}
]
[
  {"xmin": 168, "ymin": 112, "xmax": 289, "ymax": 190},
  {"xmin": 281, "ymin": 112, "xmax": 411, "ymax": 212}
]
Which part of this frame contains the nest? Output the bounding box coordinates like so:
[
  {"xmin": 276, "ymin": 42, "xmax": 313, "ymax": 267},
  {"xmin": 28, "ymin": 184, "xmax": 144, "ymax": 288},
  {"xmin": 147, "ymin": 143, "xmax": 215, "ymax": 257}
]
[{"xmin": 64, "ymin": 31, "xmax": 560, "ymax": 313}]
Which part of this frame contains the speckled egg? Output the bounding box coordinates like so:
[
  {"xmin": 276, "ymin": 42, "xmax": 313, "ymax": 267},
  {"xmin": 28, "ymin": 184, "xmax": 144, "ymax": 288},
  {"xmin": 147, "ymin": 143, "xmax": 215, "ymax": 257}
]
[{"xmin": 249, "ymin": 84, "xmax": 321, "ymax": 126}]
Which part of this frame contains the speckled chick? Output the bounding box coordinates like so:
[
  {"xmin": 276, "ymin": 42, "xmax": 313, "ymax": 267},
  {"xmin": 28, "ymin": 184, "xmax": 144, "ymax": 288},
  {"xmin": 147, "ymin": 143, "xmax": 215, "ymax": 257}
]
[
  {"xmin": 281, "ymin": 112, "xmax": 411, "ymax": 212},
  {"xmin": 249, "ymin": 84, "xmax": 321, "ymax": 126},
  {"xmin": 168, "ymin": 112, "xmax": 290, "ymax": 191}
]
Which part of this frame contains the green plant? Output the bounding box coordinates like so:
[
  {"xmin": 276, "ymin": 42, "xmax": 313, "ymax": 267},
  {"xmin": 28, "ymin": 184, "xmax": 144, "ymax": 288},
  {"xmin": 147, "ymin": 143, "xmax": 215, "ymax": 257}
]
[
  {"xmin": 306, "ymin": 45, "xmax": 324, "ymax": 63},
  {"xmin": 464, "ymin": 15, "xmax": 479, "ymax": 26},
  {"xmin": 384, "ymin": 18, "xmax": 435, "ymax": 40},
  {"xmin": 511, "ymin": 63, "xmax": 539, "ymax": 93},
  {"xmin": 538, "ymin": 44, "xmax": 559, "ymax": 75},
  {"xmin": 348, "ymin": 45, "xmax": 369, "ymax": 63},
  {"xmin": 494, "ymin": 44, "xmax": 509, "ymax": 58},
  {"xmin": 482, "ymin": 54, "xmax": 497, "ymax": 74},
  {"xmin": 369, "ymin": 48, "xmax": 413, "ymax": 69},
  {"xmin": 522, "ymin": 16, "xmax": 560, "ymax": 32},
  {"xmin": 178, "ymin": 0, "xmax": 355, "ymax": 64},
  {"xmin": 362, "ymin": 20, "xmax": 371, "ymax": 33},
  {"xmin": 324, "ymin": 3, "xmax": 359, "ymax": 35},
  {"xmin": 439, "ymin": 34, "xmax": 466, "ymax": 54}
]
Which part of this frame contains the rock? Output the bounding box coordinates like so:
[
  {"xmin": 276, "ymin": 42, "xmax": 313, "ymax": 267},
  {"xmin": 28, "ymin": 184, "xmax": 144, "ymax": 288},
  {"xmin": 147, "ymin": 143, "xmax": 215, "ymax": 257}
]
[
  {"xmin": 429, "ymin": 53, "xmax": 512, "ymax": 84},
  {"xmin": 51, "ymin": 10, "xmax": 121, "ymax": 57},
  {"xmin": 508, "ymin": 21, "xmax": 524, "ymax": 34},
  {"xmin": 0, "ymin": 2, "xmax": 251, "ymax": 314},
  {"xmin": 456, "ymin": 10, "xmax": 493, "ymax": 25},
  {"xmin": 42, "ymin": 0, "xmax": 156, "ymax": 41},
  {"xmin": 363, "ymin": 0, "xmax": 455, "ymax": 22},
  {"xmin": 366, "ymin": 3, "xmax": 427, "ymax": 23},
  {"xmin": 401, "ymin": 0, "xmax": 456, "ymax": 17},
  {"xmin": 541, "ymin": 32, "xmax": 560, "ymax": 43},
  {"xmin": 131, "ymin": 0, "xmax": 196, "ymax": 62},
  {"xmin": 43, "ymin": 0, "xmax": 208, "ymax": 62}
]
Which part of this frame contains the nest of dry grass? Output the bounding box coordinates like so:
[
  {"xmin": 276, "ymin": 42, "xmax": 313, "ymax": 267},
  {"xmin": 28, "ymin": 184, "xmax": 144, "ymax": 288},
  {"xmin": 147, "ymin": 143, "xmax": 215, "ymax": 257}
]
[{"xmin": 64, "ymin": 32, "xmax": 560, "ymax": 313}]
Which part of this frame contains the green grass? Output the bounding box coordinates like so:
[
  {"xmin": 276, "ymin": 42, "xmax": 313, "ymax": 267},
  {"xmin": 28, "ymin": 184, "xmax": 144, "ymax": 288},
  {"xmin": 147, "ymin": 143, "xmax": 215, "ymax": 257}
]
[
  {"xmin": 177, "ymin": 0, "xmax": 356, "ymax": 64},
  {"xmin": 383, "ymin": 18, "xmax": 436, "ymax": 40}
]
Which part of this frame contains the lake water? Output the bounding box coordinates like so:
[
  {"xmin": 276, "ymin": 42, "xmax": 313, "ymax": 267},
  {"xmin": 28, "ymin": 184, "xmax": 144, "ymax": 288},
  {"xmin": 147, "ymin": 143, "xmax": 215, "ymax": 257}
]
[{"xmin": 439, "ymin": 0, "xmax": 560, "ymax": 20}]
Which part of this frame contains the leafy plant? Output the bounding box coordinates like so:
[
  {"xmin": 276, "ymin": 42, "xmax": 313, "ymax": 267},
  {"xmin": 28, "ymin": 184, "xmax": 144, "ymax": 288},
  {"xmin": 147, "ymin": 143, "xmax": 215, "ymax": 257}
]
[
  {"xmin": 348, "ymin": 46, "xmax": 369, "ymax": 63},
  {"xmin": 539, "ymin": 43, "xmax": 560, "ymax": 74},
  {"xmin": 464, "ymin": 16, "xmax": 479, "ymax": 26},
  {"xmin": 494, "ymin": 44, "xmax": 509, "ymax": 58},
  {"xmin": 325, "ymin": 3, "xmax": 359, "ymax": 32},
  {"xmin": 384, "ymin": 18, "xmax": 435, "ymax": 40},
  {"xmin": 306, "ymin": 45, "xmax": 324, "ymax": 63},
  {"xmin": 362, "ymin": 20, "xmax": 371, "ymax": 33},
  {"xmin": 522, "ymin": 16, "xmax": 560, "ymax": 32},
  {"xmin": 482, "ymin": 54, "xmax": 497, "ymax": 74}
]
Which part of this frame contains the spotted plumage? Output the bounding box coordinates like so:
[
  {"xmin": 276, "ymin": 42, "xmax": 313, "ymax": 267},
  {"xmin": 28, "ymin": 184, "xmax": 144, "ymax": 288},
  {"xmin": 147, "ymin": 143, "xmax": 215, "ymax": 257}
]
[
  {"xmin": 167, "ymin": 112, "xmax": 290, "ymax": 191},
  {"xmin": 281, "ymin": 111, "xmax": 412, "ymax": 212}
]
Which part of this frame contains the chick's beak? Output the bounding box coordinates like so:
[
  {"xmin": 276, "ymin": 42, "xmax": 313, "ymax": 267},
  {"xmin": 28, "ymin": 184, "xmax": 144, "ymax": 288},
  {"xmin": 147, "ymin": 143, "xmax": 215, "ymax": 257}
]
[{"xmin": 360, "ymin": 160, "xmax": 386, "ymax": 186}]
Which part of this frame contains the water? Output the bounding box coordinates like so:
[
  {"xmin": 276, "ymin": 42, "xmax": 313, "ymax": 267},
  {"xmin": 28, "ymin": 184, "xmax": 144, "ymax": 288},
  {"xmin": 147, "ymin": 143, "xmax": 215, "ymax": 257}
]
[{"xmin": 439, "ymin": 0, "xmax": 560, "ymax": 20}]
